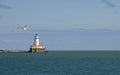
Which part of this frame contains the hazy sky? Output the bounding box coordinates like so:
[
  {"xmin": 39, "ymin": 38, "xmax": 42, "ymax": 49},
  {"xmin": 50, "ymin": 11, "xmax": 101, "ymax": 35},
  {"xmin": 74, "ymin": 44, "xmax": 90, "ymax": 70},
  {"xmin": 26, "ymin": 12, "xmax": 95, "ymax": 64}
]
[{"xmin": 0, "ymin": 0, "xmax": 120, "ymax": 50}]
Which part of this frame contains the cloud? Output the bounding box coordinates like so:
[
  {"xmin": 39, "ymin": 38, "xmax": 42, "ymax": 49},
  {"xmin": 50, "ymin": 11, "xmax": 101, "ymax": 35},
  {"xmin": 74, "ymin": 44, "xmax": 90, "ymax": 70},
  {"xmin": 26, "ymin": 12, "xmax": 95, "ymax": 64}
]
[
  {"xmin": 0, "ymin": 1, "xmax": 12, "ymax": 18},
  {"xmin": 101, "ymin": 0, "xmax": 116, "ymax": 8},
  {"xmin": 0, "ymin": 0, "xmax": 12, "ymax": 9},
  {"xmin": 0, "ymin": 5, "xmax": 11, "ymax": 9},
  {"xmin": 3, "ymin": 39, "xmax": 18, "ymax": 43}
]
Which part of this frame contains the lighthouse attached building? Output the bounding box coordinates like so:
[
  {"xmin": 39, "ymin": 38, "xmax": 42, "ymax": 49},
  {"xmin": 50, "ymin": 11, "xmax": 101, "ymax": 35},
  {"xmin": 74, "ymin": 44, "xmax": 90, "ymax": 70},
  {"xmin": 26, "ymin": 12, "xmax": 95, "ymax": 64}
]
[{"xmin": 29, "ymin": 33, "xmax": 46, "ymax": 52}]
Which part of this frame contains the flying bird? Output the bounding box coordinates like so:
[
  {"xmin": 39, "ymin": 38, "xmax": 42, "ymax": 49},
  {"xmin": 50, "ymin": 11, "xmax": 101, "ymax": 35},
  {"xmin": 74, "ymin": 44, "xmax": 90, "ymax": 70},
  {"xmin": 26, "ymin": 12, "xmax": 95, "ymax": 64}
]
[{"xmin": 17, "ymin": 25, "xmax": 29, "ymax": 31}]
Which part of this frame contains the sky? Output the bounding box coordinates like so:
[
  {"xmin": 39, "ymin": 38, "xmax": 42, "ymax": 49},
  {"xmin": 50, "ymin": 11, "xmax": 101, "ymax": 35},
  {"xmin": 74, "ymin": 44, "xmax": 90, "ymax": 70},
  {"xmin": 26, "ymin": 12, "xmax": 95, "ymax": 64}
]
[{"xmin": 0, "ymin": 0, "xmax": 120, "ymax": 50}]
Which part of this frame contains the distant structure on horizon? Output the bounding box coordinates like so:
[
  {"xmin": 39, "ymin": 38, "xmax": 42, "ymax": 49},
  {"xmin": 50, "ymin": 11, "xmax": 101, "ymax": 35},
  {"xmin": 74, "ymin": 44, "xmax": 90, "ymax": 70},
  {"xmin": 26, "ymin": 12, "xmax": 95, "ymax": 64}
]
[{"xmin": 29, "ymin": 33, "xmax": 46, "ymax": 53}]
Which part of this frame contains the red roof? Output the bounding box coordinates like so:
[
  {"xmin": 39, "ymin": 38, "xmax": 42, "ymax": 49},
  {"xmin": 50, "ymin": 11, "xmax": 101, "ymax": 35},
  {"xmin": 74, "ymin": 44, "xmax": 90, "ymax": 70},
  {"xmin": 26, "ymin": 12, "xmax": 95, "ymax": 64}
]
[{"xmin": 32, "ymin": 44, "xmax": 44, "ymax": 47}]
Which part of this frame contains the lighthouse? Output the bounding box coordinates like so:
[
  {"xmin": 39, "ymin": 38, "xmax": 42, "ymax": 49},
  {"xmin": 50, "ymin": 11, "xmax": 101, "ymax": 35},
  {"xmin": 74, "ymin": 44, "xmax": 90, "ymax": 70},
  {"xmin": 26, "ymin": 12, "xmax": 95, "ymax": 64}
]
[
  {"xmin": 29, "ymin": 33, "xmax": 46, "ymax": 52},
  {"xmin": 34, "ymin": 33, "xmax": 40, "ymax": 46}
]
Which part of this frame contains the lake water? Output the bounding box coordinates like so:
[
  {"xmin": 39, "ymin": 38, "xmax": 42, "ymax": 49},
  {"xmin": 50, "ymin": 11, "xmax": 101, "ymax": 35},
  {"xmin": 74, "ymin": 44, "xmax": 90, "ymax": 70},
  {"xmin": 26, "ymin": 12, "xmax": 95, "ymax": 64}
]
[{"xmin": 0, "ymin": 51, "xmax": 120, "ymax": 75}]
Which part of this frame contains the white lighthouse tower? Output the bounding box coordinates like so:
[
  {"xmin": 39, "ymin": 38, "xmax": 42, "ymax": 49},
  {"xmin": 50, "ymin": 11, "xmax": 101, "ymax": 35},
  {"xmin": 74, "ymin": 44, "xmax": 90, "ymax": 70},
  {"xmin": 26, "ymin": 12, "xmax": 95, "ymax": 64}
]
[
  {"xmin": 34, "ymin": 33, "xmax": 40, "ymax": 46},
  {"xmin": 29, "ymin": 33, "xmax": 46, "ymax": 52}
]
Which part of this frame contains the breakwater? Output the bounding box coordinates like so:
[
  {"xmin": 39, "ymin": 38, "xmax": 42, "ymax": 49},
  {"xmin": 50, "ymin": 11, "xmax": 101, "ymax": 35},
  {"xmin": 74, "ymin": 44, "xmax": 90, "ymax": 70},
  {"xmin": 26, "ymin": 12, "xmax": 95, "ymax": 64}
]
[{"xmin": 0, "ymin": 50, "xmax": 28, "ymax": 53}]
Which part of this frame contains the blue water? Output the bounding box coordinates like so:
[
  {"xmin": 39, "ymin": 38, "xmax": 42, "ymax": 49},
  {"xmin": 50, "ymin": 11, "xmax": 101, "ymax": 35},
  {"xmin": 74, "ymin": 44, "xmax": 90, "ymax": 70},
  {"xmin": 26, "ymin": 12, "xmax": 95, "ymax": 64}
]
[{"xmin": 0, "ymin": 51, "xmax": 120, "ymax": 75}]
